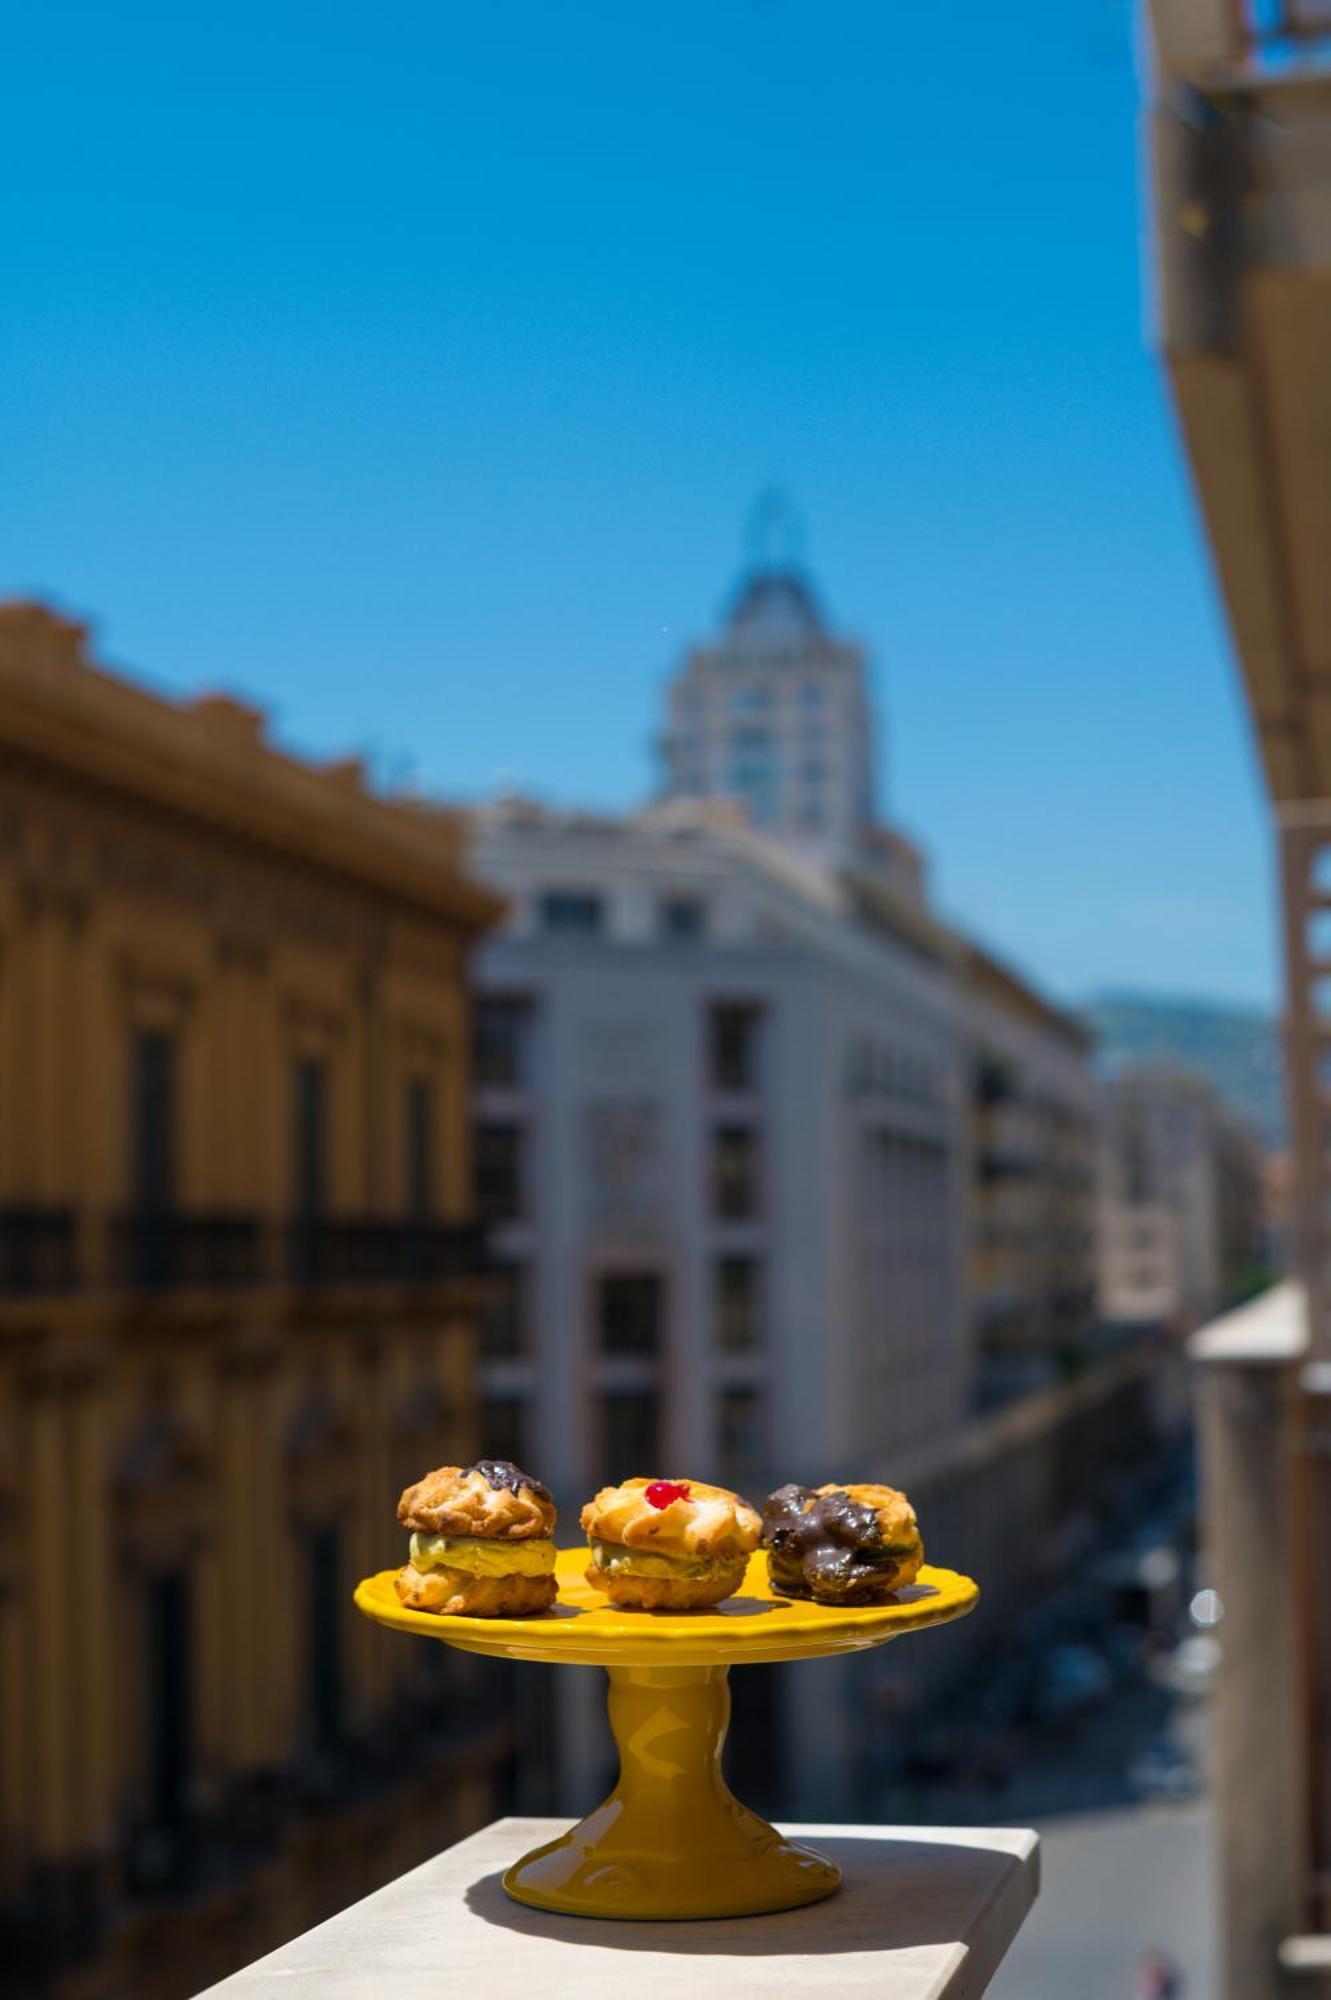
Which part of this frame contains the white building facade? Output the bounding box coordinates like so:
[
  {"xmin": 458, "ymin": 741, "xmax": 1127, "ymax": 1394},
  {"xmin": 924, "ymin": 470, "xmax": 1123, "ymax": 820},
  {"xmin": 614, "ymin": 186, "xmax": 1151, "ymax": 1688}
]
[
  {"xmin": 963, "ymin": 945, "xmax": 1100, "ymax": 1400},
  {"xmin": 458, "ymin": 548, "xmax": 1110, "ymax": 1812},
  {"xmin": 1096, "ymin": 1067, "xmax": 1256, "ymax": 1329},
  {"xmin": 469, "ymin": 800, "xmax": 970, "ymax": 1511}
]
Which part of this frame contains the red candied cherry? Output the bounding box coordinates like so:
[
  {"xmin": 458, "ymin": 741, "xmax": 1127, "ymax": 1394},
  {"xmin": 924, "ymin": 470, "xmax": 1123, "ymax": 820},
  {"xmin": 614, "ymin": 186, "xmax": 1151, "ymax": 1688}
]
[{"xmin": 645, "ymin": 1479, "xmax": 691, "ymax": 1510}]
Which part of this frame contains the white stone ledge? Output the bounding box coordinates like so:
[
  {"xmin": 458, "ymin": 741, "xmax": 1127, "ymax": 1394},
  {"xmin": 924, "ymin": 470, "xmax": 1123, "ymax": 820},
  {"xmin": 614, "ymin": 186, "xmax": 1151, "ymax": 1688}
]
[
  {"xmin": 196, "ymin": 1817, "xmax": 1039, "ymax": 2000},
  {"xmin": 1188, "ymin": 1278, "xmax": 1306, "ymax": 1366},
  {"xmin": 1281, "ymin": 1933, "xmax": 1331, "ymax": 1971}
]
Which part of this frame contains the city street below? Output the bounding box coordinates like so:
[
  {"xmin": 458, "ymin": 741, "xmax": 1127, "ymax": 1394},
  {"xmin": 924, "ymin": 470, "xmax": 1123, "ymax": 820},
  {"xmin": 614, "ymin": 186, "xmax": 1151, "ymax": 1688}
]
[{"xmin": 992, "ymin": 1801, "xmax": 1214, "ymax": 1999}]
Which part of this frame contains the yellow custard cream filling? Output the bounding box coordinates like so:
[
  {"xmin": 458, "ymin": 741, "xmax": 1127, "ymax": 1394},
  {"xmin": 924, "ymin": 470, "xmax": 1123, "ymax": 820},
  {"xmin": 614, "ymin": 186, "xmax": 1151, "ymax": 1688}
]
[
  {"xmin": 408, "ymin": 1533, "xmax": 556, "ymax": 1578},
  {"xmin": 589, "ymin": 1540, "xmax": 722, "ymax": 1580}
]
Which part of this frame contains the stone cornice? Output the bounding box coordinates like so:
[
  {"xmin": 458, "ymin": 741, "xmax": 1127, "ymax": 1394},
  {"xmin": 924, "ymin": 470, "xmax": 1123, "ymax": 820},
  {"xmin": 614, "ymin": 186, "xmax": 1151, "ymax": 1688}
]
[{"xmin": 0, "ymin": 603, "xmax": 505, "ymax": 937}]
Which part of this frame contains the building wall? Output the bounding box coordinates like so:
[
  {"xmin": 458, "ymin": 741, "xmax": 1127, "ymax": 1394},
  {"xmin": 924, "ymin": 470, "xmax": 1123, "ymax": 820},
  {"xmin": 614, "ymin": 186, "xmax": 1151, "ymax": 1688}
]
[
  {"xmin": 1096, "ymin": 1067, "xmax": 1266, "ymax": 1330},
  {"xmin": 470, "ymin": 807, "xmax": 967, "ymax": 1519},
  {"xmin": 468, "ymin": 802, "xmax": 969, "ymax": 1814},
  {"xmin": 0, "ymin": 606, "xmax": 505, "ymax": 1998},
  {"xmin": 658, "ymin": 566, "xmax": 878, "ymax": 865},
  {"xmin": 823, "ymin": 971, "xmax": 968, "ymax": 1456},
  {"xmin": 963, "ymin": 947, "xmax": 1099, "ymax": 1397}
]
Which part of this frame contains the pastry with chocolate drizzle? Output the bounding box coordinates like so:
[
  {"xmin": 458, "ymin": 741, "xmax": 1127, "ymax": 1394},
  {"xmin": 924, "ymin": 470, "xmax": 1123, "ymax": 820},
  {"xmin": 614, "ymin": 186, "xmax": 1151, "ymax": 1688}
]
[
  {"xmin": 761, "ymin": 1481, "xmax": 924, "ymax": 1604},
  {"xmin": 394, "ymin": 1458, "xmax": 558, "ymax": 1617}
]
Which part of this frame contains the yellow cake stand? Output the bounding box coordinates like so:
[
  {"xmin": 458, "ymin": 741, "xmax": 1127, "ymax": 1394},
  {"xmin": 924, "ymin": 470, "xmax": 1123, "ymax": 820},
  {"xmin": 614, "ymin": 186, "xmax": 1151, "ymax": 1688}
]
[{"xmin": 355, "ymin": 1546, "xmax": 977, "ymax": 1921}]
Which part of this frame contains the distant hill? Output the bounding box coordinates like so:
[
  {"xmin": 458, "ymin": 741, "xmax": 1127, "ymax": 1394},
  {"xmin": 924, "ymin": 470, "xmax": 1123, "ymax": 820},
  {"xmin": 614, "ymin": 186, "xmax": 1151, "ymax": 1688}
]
[{"xmin": 1084, "ymin": 991, "xmax": 1284, "ymax": 1151}]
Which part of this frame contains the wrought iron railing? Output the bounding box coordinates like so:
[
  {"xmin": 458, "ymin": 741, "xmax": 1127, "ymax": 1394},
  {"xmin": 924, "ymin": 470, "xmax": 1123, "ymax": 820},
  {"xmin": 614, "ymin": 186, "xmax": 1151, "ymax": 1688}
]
[
  {"xmin": 287, "ymin": 1217, "xmax": 492, "ymax": 1289},
  {"xmin": 0, "ymin": 1206, "xmax": 77, "ymax": 1292},
  {"xmin": 4, "ymin": 1209, "xmax": 490, "ymax": 1293},
  {"xmin": 111, "ymin": 1211, "xmax": 264, "ymax": 1290}
]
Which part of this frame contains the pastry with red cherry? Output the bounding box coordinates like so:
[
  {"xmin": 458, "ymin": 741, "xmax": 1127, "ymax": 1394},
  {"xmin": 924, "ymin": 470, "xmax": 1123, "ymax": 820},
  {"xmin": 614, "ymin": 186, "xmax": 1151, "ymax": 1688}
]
[{"xmin": 580, "ymin": 1477, "xmax": 761, "ymax": 1609}]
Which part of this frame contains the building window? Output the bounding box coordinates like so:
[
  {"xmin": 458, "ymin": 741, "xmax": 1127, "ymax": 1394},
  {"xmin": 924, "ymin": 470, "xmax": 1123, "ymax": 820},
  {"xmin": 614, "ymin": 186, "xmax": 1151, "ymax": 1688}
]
[
  {"xmin": 714, "ymin": 1256, "xmax": 761, "ymax": 1350},
  {"xmin": 712, "ymin": 1125, "xmax": 761, "ymax": 1220},
  {"xmin": 307, "ymin": 1526, "xmax": 343, "ymax": 1751},
  {"xmin": 405, "ymin": 1077, "xmax": 433, "ymax": 1219},
  {"xmin": 975, "ymin": 1055, "xmax": 1013, "ymax": 1105},
  {"xmin": 292, "ymin": 1057, "xmax": 328, "ymax": 1217},
  {"xmin": 474, "ymin": 1121, "xmax": 523, "ymax": 1223},
  {"xmin": 473, "ymin": 996, "xmax": 532, "ymax": 1090},
  {"xmin": 601, "ymin": 1389, "xmax": 661, "ymax": 1481},
  {"xmin": 728, "ymin": 757, "xmax": 776, "ymax": 786},
  {"xmin": 481, "ymin": 1260, "xmax": 526, "ymax": 1358},
  {"xmin": 1124, "ymin": 1131, "xmax": 1152, "ymax": 1203},
  {"xmin": 800, "ymin": 681, "xmax": 826, "ymax": 710},
  {"xmin": 481, "ymin": 1394, "xmax": 527, "ymax": 1465},
  {"xmin": 709, "ymin": 1003, "xmax": 763, "ymax": 1093},
  {"xmin": 539, "ymin": 890, "xmax": 604, "ymax": 936},
  {"xmin": 145, "ymin": 1569, "xmax": 192, "ymax": 1830},
  {"xmin": 597, "ymin": 1271, "xmax": 663, "ymax": 1356},
  {"xmin": 131, "ymin": 1029, "xmax": 177, "ymax": 1211},
  {"xmin": 718, "ymin": 1387, "xmax": 766, "ymax": 1488},
  {"xmin": 660, "ymin": 894, "xmax": 706, "ymax": 942}
]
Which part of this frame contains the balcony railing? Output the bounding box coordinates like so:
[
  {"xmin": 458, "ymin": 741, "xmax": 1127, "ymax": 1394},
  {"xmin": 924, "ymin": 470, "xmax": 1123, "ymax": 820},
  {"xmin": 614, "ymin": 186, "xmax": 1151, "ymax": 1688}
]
[
  {"xmin": 287, "ymin": 1217, "xmax": 492, "ymax": 1289},
  {"xmin": 1150, "ymin": 0, "xmax": 1331, "ymax": 77},
  {"xmin": 2, "ymin": 1209, "xmax": 491, "ymax": 1294},
  {"xmin": 0, "ymin": 1206, "xmax": 77, "ymax": 1293},
  {"xmin": 111, "ymin": 1210, "xmax": 264, "ymax": 1290},
  {"xmin": 979, "ymin": 1150, "xmax": 1040, "ymax": 1183},
  {"xmin": 1237, "ymin": 0, "xmax": 1331, "ymax": 48}
]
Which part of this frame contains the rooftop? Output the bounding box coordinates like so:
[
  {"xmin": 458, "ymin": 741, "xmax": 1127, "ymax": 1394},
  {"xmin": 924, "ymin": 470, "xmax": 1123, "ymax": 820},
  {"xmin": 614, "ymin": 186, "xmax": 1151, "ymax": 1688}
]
[
  {"xmin": 0, "ymin": 600, "xmax": 502, "ymax": 930},
  {"xmin": 724, "ymin": 565, "xmax": 827, "ymax": 642},
  {"xmin": 471, "ymin": 791, "xmax": 957, "ymax": 971}
]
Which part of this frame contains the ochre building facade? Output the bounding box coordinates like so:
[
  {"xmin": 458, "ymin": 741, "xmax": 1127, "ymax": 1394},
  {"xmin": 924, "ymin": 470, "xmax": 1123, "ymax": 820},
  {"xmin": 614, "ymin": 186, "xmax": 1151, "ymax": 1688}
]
[{"xmin": 0, "ymin": 605, "xmax": 505, "ymax": 1997}]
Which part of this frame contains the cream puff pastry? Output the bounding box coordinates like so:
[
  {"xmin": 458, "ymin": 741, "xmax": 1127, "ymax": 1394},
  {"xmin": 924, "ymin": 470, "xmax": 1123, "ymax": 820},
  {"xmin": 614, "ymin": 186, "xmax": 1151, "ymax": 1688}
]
[
  {"xmin": 761, "ymin": 1481, "xmax": 923, "ymax": 1605},
  {"xmin": 581, "ymin": 1477, "xmax": 761, "ymax": 1609},
  {"xmin": 395, "ymin": 1458, "xmax": 558, "ymax": 1617}
]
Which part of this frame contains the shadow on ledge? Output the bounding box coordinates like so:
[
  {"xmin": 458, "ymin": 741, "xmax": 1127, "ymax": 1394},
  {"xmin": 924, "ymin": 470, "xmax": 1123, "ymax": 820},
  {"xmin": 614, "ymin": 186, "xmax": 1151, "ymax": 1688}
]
[{"xmin": 463, "ymin": 1834, "xmax": 1024, "ymax": 1956}]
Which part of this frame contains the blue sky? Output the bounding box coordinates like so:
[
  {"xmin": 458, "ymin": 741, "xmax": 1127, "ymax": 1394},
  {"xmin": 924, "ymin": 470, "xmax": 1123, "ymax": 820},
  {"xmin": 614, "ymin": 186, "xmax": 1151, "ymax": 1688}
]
[{"xmin": 1, "ymin": 0, "xmax": 1276, "ymax": 1007}]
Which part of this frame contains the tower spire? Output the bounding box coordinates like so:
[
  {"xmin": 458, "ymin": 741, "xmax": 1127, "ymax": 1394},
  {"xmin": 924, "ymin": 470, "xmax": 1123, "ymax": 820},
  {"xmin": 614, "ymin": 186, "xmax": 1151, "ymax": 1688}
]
[{"xmin": 744, "ymin": 487, "xmax": 806, "ymax": 571}]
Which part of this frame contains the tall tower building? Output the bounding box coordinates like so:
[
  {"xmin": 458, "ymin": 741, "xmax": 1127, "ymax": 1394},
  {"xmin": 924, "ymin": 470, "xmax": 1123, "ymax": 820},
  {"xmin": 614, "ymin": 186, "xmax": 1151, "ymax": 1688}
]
[{"xmin": 658, "ymin": 508, "xmax": 879, "ymax": 865}]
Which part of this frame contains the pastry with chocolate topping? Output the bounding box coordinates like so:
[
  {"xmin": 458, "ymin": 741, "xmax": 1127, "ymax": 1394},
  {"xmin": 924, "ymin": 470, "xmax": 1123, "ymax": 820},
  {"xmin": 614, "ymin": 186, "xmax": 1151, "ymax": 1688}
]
[
  {"xmin": 761, "ymin": 1482, "xmax": 923, "ymax": 1605},
  {"xmin": 581, "ymin": 1477, "xmax": 761, "ymax": 1610},
  {"xmin": 394, "ymin": 1458, "xmax": 558, "ymax": 1617}
]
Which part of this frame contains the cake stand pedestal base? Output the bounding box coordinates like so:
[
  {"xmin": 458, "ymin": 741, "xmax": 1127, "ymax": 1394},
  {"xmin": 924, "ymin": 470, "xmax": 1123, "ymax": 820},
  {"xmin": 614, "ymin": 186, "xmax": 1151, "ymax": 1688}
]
[{"xmin": 503, "ymin": 1663, "xmax": 840, "ymax": 1920}]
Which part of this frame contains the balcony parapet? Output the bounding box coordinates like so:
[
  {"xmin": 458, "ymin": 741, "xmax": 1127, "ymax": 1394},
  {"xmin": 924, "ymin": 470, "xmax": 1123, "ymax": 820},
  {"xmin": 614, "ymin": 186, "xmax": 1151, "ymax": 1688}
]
[
  {"xmin": 194, "ymin": 1817, "xmax": 1038, "ymax": 2000},
  {"xmin": 1189, "ymin": 1275, "xmax": 1306, "ymax": 1366}
]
